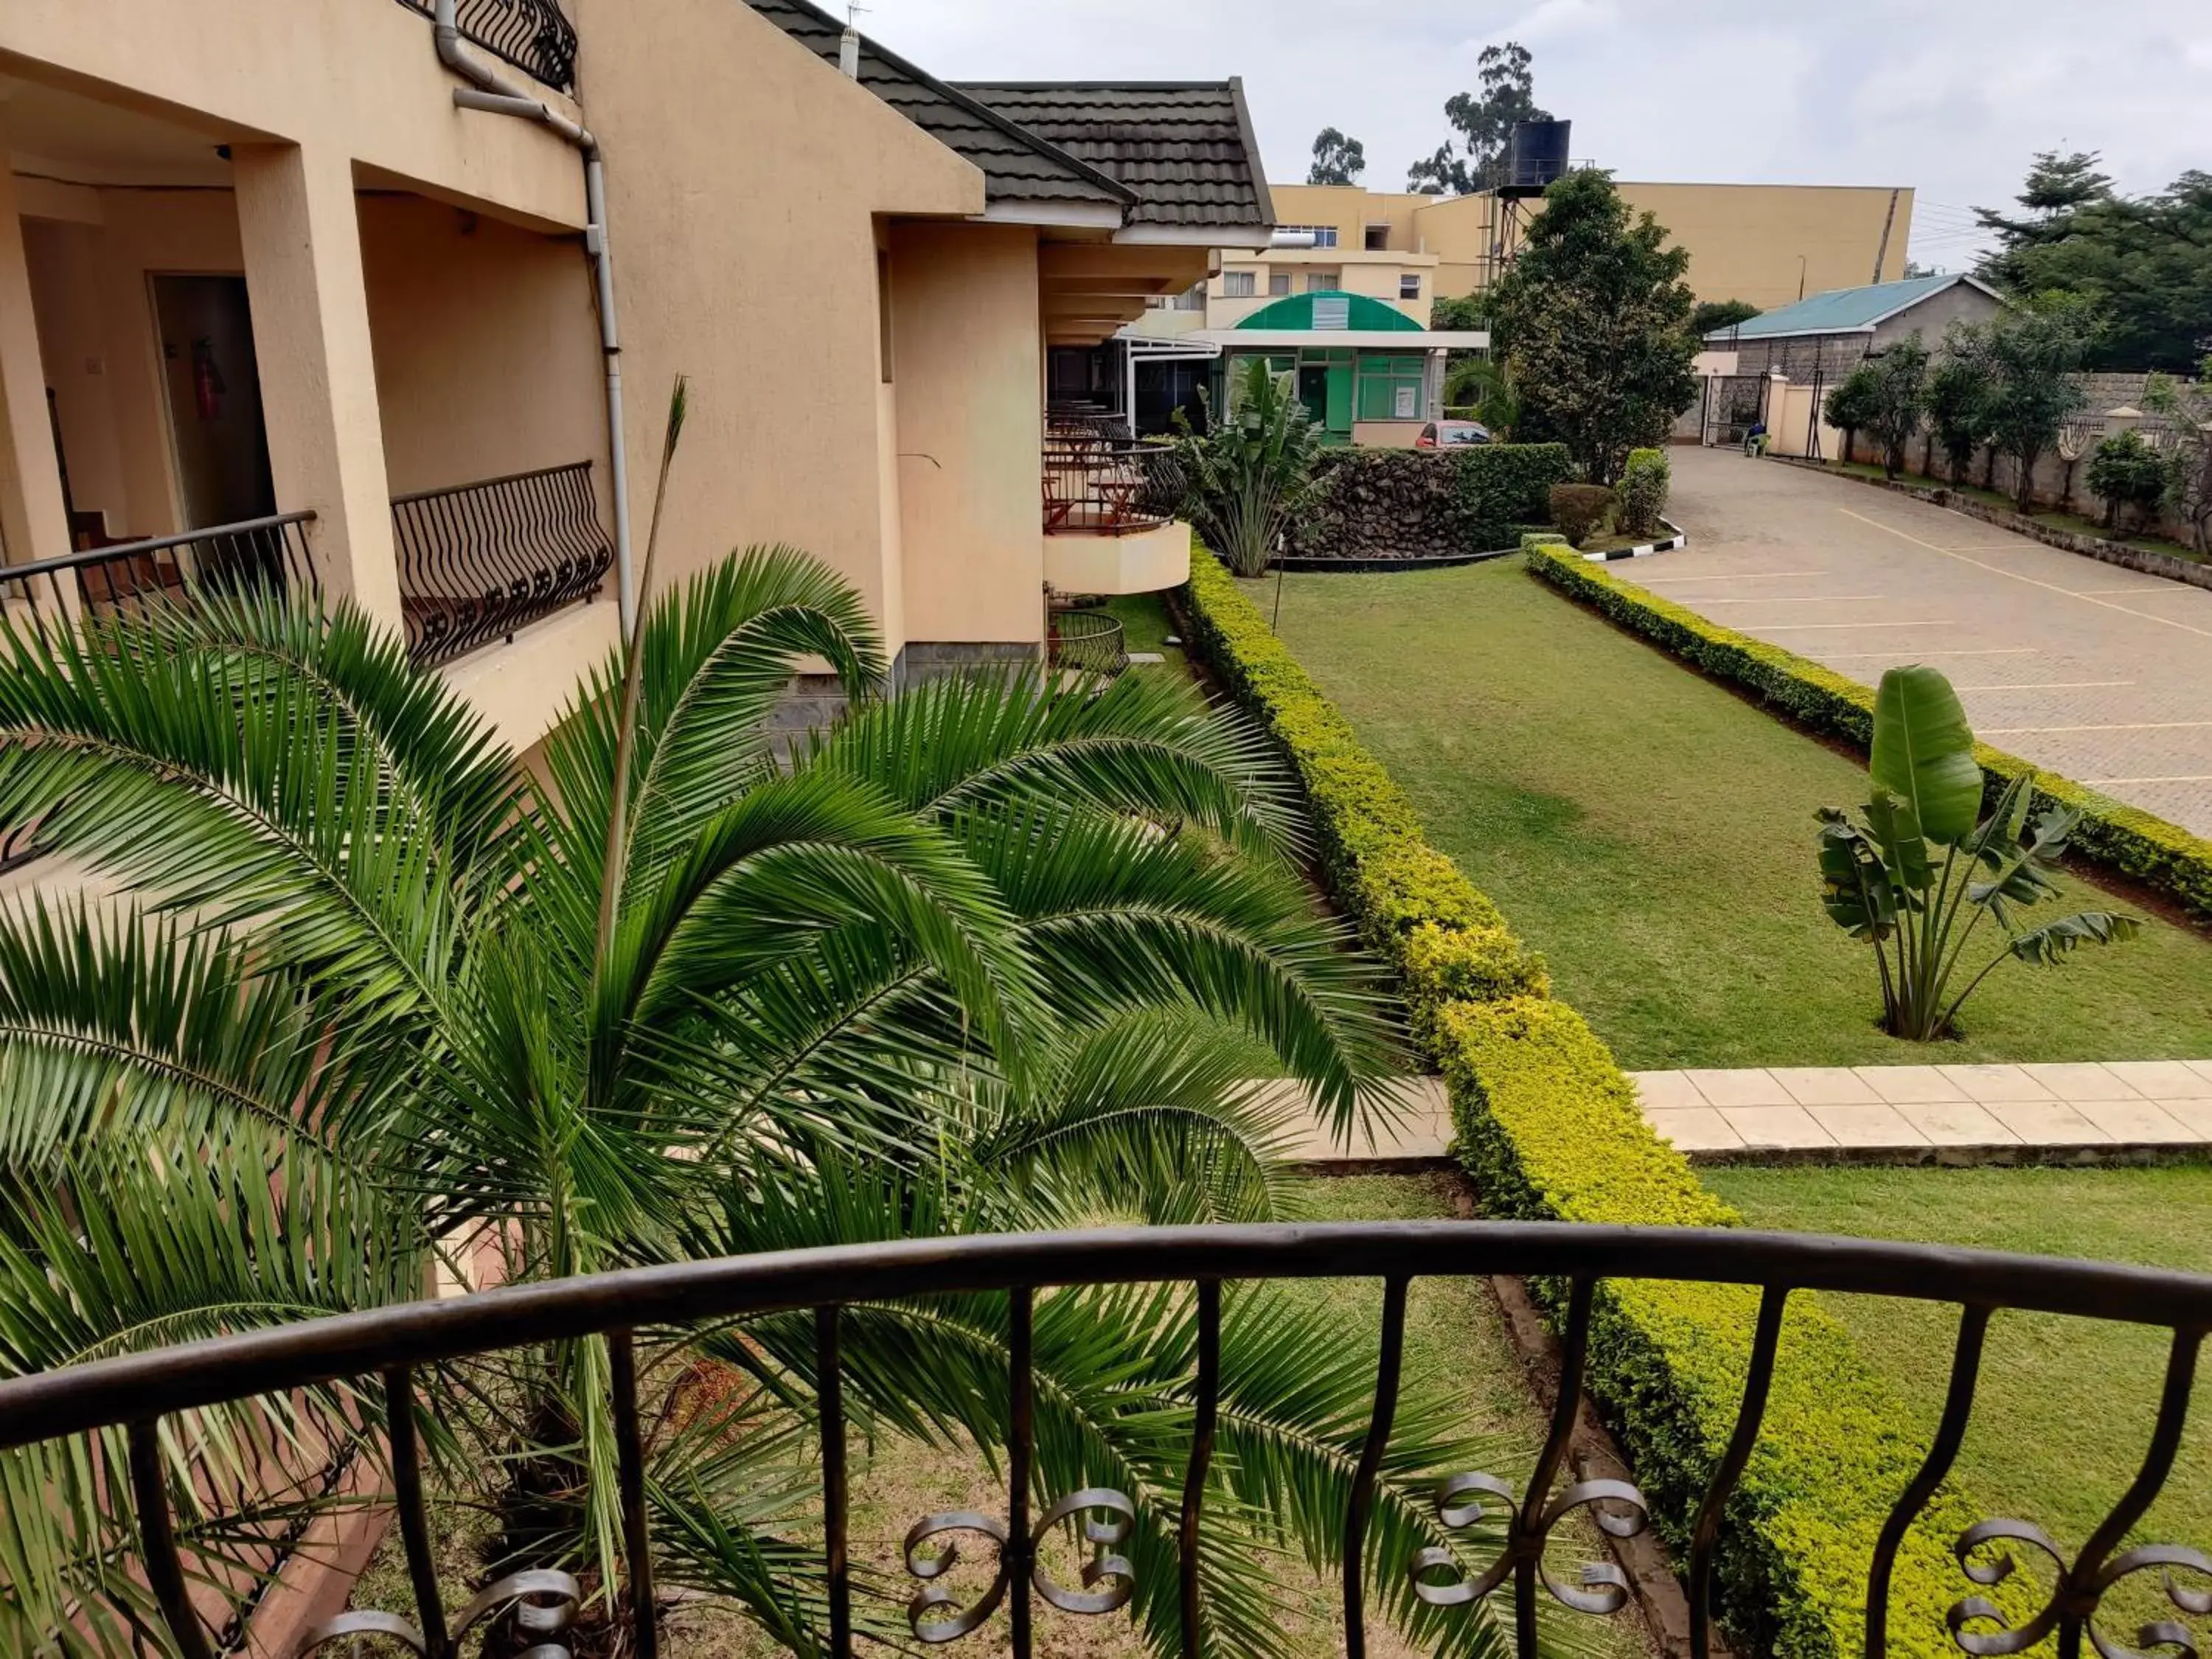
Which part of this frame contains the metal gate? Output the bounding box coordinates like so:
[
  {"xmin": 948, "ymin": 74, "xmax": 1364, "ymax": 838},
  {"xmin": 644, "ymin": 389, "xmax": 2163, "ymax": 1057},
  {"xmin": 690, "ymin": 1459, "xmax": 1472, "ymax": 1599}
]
[{"xmin": 1698, "ymin": 375, "xmax": 1770, "ymax": 449}]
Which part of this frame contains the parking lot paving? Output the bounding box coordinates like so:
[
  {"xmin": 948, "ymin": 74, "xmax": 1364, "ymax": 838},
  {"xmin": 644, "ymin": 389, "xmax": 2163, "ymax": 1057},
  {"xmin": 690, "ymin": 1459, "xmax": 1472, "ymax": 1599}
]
[{"xmin": 1649, "ymin": 448, "xmax": 2212, "ymax": 837}]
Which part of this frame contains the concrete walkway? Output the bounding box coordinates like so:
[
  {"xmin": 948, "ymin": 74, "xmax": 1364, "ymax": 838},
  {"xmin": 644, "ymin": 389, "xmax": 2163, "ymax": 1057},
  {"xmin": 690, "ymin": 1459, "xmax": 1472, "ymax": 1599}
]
[
  {"xmin": 1280, "ymin": 1063, "xmax": 2212, "ymax": 1170},
  {"xmin": 1639, "ymin": 1061, "xmax": 2212, "ymax": 1163}
]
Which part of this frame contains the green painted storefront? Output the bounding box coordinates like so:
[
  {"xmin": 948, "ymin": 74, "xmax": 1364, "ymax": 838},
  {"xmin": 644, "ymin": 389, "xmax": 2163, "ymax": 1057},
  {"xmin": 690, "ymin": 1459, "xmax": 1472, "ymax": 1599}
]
[{"xmin": 1213, "ymin": 291, "xmax": 1444, "ymax": 443}]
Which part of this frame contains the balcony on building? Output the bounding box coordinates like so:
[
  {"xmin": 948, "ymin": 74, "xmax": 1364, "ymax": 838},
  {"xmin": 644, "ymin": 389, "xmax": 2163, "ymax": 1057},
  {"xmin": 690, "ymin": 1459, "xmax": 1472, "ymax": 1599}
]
[{"xmin": 0, "ymin": 50, "xmax": 616, "ymax": 773}]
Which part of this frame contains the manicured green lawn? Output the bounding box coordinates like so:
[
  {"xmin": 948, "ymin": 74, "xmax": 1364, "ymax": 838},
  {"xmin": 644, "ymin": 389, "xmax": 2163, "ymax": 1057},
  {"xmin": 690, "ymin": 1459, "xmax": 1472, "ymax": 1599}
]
[
  {"xmin": 1707, "ymin": 1164, "xmax": 2212, "ymax": 1608},
  {"xmin": 1257, "ymin": 557, "xmax": 2212, "ymax": 1068},
  {"xmin": 1102, "ymin": 588, "xmax": 1194, "ymax": 678}
]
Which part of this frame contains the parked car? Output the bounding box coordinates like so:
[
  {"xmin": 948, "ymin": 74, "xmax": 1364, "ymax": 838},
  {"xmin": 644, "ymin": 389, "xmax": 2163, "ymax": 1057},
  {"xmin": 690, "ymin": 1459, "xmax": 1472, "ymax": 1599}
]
[{"xmin": 1416, "ymin": 419, "xmax": 1491, "ymax": 448}]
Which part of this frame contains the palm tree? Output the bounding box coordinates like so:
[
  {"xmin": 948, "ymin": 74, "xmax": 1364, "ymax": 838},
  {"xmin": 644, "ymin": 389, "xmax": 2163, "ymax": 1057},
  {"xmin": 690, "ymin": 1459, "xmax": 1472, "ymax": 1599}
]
[{"xmin": 0, "ymin": 412, "xmax": 1556, "ymax": 1659}]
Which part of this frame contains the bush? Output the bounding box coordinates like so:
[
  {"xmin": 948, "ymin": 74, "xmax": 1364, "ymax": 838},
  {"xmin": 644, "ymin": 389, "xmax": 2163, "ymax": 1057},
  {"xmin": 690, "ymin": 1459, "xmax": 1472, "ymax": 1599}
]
[
  {"xmin": 1179, "ymin": 543, "xmax": 2008, "ymax": 1658},
  {"xmin": 1524, "ymin": 540, "xmax": 2212, "ymax": 920},
  {"xmin": 2087, "ymin": 429, "xmax": 2170, "ymax": 532},
  {"xmin": 1549, "ymin": 482, "xmax": 1614, "ymax": 548},
  {"xmin": 1616, "ymin": 447, "xmax": 1671, "ymax": 537},
  {"xmin": 1171, "ymin": 358, "xmax": 1325, "ymax": 576},
  {"xmin": 1455, "ymin": 442, "xmax": 1572, "ymax": 535}
]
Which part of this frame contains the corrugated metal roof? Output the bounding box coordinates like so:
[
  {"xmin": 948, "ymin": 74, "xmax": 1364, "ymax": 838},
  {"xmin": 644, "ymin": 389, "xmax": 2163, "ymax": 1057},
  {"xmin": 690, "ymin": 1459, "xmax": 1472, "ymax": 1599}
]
[
  {"xmin": 1712, "ymin": 274, "xmax": 1991, "ymax": 342},
  {"xmin": 747, "ymin": 0, "xmax": 1130, "ymax": 209},
  {"xmin": 953, "ymin": 83, "xmax": 1271, "ymax": 229}
]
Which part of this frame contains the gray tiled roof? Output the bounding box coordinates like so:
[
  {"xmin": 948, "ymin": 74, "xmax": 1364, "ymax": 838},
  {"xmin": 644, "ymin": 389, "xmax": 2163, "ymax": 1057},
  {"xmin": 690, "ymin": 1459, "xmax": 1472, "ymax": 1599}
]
[
  {"xmin": 744, "ymin": 2, "xmax": 1271, "ymax": 232},
  {"xmin": 747, "ymin": 0, "xmax": 1130, "ymax": 210},
  {"xmin": 953, "ymin": 83, "xmax": 1273, "ymax": 229}
]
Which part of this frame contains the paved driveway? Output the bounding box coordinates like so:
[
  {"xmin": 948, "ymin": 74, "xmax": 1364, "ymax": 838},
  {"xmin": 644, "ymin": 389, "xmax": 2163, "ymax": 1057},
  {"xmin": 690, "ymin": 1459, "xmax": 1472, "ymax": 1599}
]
[{"xmin": 1650, "ymin": 448, "xmax": 2212, "ymax": 837}]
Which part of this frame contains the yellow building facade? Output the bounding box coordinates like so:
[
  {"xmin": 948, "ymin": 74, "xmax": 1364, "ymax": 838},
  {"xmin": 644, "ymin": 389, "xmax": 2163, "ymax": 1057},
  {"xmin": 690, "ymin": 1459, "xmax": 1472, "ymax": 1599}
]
[{"xmin": 1261, "ymin": 180, "xmax": 1915, "ymax": 312}]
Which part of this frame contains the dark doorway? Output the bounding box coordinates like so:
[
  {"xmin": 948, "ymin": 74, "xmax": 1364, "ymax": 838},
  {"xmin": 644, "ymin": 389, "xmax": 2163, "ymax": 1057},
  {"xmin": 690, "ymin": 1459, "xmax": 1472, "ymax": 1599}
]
[
  {"xmin": 1297, "ymin": 365, "xmax": 1329, "ymax": 427},
  {"xmin": 152, "ymin": 274, "xmax": 275, "ymax": 530},
  {"xmin": 1133, "ymin": 358, "xmax": 1211, "ymax": 437}
]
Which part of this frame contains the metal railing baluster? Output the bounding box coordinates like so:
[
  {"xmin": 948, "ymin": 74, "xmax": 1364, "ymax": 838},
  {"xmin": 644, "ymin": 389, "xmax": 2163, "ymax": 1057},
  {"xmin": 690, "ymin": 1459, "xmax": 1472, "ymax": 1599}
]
[
  {"xmin": 1009, "ymin": 1287, "xmax": 1035, "ymax": 1659},
  {"xmin": 127, "ymin": 1418, "xmax": 216, "ymax": 1659},
  {"xmin": 610, "ymin": 1329, "xmax": 659, "ymax": 1659},
  {"xmin": 1344, "ymin": 1276, "xmax": 1408, "ymax": 1659},
  {"xmin": 1179, "ymin": 1280, "xmax": 1220, "ymax": 1659},
  {"xmin": 1867, "ymin": 1305, "xmax": 1991, "ymax": 1657},
  {"xmin": 817, "ymin": 1305, "xmax": 852, "ymax": 1659},
  {"xmin": 1689, "ymin": 1286, "xmax": 1788, "ymax": 1659},
  {"xmin": 384, "ymin": 1367, "xmax": 448, "ymax": 1657}
]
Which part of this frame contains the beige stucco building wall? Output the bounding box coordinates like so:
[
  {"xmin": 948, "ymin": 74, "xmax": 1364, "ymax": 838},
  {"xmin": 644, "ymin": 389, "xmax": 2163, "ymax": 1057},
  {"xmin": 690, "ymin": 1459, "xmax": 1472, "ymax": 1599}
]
[
  {"xmin": 570, "ymin": 0, "xmax": 980, "ymax": 656},
  {"xmin": 888, "ymin": 219, "xmax": 1045, "ymax": 648}
]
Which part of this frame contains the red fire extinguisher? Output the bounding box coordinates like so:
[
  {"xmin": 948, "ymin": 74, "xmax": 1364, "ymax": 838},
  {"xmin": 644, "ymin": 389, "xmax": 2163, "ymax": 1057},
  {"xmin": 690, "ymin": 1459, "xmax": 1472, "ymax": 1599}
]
[{"xmin": 191, "ymin": 338, "xmax": 226, "ymax": 422}]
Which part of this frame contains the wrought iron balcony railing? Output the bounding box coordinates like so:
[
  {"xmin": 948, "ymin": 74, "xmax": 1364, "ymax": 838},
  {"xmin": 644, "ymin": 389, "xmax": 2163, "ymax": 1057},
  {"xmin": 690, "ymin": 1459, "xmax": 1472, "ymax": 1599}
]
[
  {"xmin": 1, "ymin": 1222, "xmax": 2208, "ymax": 1659},
  {"xmin": 0, "ymin": 512, "xmax": 319, "ymax": 871},
  {"xmin": 391, "ymin": 461, "xmax": 613, "ymax": 669},
  {"xmin": 1043, "ymin": 442, "xmax": 1183, "ymax": 536},
  {"xmin": 1048, "ymin": 608, "xmax": 1128, "ymax": 676},
  {"xmin": 395, "ymin": 0, "xmax": 579, "ymax": 91}
]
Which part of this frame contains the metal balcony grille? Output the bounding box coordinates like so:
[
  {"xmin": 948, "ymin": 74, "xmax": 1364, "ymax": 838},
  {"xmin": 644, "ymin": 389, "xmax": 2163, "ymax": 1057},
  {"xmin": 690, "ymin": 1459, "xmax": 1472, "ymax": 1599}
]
[
  {"xmin": 4, "ymin": 1222, "xmax": 2211, "ymax": 1659},
  {"xmin": 395, "ymin": 0, "xmax": 579, "ymax": 92},
  {"xmin": 391, "ymin": 462, "xmax": 613, "ymax": 669},
  {"xmin": 0, "ymin": 512, "xmax": 319, "ymax": 872}
]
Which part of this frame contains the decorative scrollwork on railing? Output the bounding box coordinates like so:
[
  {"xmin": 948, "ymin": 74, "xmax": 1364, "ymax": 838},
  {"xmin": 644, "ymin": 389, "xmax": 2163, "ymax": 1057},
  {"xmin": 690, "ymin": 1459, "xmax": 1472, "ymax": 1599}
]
[
  {"xmin": 1407, "ymin": 1471, "xmax": 1649, "ymax": 1619},
  {"xmin": 903, "ymin": 1488, "xmax": 1136, "ymax": 1643},
  {"xmin": 1950, "ymin": 1522, "xmax": 2212, "ymax": 1659},
  {"xmin": 293, "ymin": 1568, "xmax": 581, "ymax": 1656}
]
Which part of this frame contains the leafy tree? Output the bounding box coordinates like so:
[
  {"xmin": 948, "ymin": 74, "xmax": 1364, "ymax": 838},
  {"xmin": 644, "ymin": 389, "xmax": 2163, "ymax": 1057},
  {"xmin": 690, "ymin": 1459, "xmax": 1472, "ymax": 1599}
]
[
  {"xmin": 1689, "ymin": 299, "xmax": 1761, "ymax": 341},
  {"xmin": 1969, "ymin": 298, "xmax": 2098, "ymax": 512},
  {"xmin": 0, "ymin": 397, "xmax": 1544, "ymax": 1658},
  {"xmin": 1818, "ymin": 667, "xmax": 2138, "ymax": 1042},
  {"xmin": 1823, "ymin": 366, "xmax": 1882, "ymax": 470},
  {"xmin": 1977, "ymin": 151, "xmax": 2212, "ymax": 373},
  {"xmin": 1444, "ymin": 356, "xmax": 1520, "ymax": 437},
  {"xmin": 2086, "ymin": 428, "xmax": 2170, "ymax": 532},
  {"xmin": 1490, "ymin": 170, "xmax": 1697, "ymax": 484},
  {"xmin": 1306, "ymin": 127, "xmax": 1366, "ymax": 187},
  {"xmin": 1170, "ymin": 358, "xmax": 1326, "ymax": 576},
  {"xmin": 1405, "ymin": 42, "xmax": 1547, "ymax": 196},
  {"xmin": 2145, "ymin": 359, "xmax": 2212, "ymax": 552},
  {"xmin": 1430, "ymin": 293, "xmax": 1489, "ymax": 333},
  {"xmin": 1859, "ymin": 335, "xmax": 1933, "ymax": 479},
  {"xmin": 1923, "ymin": 335, "xmax": 1995, "ymax": 485}
]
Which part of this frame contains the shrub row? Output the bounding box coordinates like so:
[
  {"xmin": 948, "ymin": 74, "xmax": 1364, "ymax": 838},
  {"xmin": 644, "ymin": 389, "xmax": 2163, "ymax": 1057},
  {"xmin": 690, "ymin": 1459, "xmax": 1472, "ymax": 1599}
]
[
  {"xmin": 1178, "ymin": 547, "xmax": 2003, "ymax": 1659},
  {"xmin": 1525, "ymin": 538, "xmax": 2212, "ymax": 920},
  {"xmin": 1287, "ymin": 445, "xmax": 1573, "ymax": 563}
]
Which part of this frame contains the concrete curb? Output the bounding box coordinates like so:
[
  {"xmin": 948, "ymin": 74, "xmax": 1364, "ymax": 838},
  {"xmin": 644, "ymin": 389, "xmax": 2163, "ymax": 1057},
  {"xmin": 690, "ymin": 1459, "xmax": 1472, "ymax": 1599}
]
[{"xmin": 1582, "ymin": 517, "xmax": 1687, "ymax": 562}]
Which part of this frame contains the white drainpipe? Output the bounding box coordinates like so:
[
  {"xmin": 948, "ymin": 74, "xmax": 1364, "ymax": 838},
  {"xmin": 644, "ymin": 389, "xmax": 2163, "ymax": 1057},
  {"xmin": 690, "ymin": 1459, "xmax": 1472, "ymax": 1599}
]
[{"xmin": 433, "ymin": 0, "xmax": 637, "ymax": 638}]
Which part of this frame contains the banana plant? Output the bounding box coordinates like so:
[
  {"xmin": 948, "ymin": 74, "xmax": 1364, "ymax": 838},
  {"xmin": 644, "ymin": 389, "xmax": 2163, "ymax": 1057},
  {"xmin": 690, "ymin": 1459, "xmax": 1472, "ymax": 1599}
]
[{"xmin": 1816, "ymin": 665, "xmax": 2140, "ymax": 1041}]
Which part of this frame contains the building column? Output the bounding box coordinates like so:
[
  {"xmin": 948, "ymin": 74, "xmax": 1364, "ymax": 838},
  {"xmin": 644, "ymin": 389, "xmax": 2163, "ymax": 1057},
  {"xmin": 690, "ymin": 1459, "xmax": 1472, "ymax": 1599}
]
[
  {"xmin": 231, "ymin": 142, "xmax": 401, "ymax": 627},
  {"xmin": 0, "ymin": 159, "xmax": 71, "ymax": 568}
]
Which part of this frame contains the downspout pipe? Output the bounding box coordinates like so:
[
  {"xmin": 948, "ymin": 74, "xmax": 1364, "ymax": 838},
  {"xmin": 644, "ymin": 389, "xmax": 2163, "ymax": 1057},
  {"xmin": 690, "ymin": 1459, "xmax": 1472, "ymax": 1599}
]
[{"xmin": 434, "ymin": 0, "xmax": 636, "ymax": 638}]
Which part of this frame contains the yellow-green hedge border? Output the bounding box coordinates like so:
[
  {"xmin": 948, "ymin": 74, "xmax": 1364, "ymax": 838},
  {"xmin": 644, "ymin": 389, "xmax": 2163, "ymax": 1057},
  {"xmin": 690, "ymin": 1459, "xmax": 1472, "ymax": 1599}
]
[
  {"xmin": 1178, "ymin": 549, "xmax": 2013, "ymax": 1658},
  {"xmin": 1526, "ymin": 537, "xmax": 2212, "ymax": 920}
]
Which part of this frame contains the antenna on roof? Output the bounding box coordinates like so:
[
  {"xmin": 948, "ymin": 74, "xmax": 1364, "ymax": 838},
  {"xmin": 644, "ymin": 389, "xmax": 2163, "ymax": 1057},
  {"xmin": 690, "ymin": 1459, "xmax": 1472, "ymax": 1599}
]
[{"xmin": 840, "ymin": 3, "xmax": 868, "ymax": 77}]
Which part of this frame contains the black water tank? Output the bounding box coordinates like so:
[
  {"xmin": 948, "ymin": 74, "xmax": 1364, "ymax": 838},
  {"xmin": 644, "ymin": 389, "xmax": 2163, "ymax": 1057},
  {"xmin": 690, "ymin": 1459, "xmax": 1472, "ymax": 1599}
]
[{"xmin": 1500, "ymin": 119, "xmax": 1571, "ymax": 197}]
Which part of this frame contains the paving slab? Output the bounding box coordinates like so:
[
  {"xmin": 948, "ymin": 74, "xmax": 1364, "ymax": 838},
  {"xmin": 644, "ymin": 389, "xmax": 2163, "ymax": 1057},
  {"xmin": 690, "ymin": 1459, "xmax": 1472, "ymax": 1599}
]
[
  {"xmin": 1683, "ymin": 1068, "xmax": 1792, "ymax": 1107},
  {"xmin": 1851, "ymin": 1065, "xmax": 1972, "ymax": 1105},
  {"xmin": 1806, "ymin": 1102, "xmax": 1929, "ymax": 1149},
  {"xmin": 1770, "ymin": 1067, "xmax": 1882, "ymax": 1107}
]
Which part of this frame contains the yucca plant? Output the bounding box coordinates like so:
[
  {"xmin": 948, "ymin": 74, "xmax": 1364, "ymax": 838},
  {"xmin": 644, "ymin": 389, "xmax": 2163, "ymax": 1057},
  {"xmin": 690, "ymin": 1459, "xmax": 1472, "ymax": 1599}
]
[
  {"xmin": 0, "ymin": 390, "xmax": 1580, "ymax": 1659},
  {"xmin": 1817, "ymin": 665, "xmax": 2140, "ymax": 1040}
]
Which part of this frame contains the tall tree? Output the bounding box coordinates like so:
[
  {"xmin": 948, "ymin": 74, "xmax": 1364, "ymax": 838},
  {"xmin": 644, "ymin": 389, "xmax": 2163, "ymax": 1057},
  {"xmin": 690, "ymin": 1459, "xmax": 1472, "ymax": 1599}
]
[
  {"xmin": 1406, "ymin": 42, "xmax": 1548, "ymax": 196},
  {"xmin": 1976, "ymin": 152, "xmax": 2212, "ymax": 373},
  {"xmin": 1957, "ymin": 298, "xmax": 2098, "ymax": 512},
  {"xmin": 1924, "ymin": 330, "xmax": 1995, "ymax": 485},
  {"xmin": 1860, "ymin": 335, "xmax": 1933, "ymax": 480},
  {"xmin": 1491, "ymin": 170, "xmax": 1697, "ymax": 484},
  {"xmin": 1307, "ymin": 126, "xmax": 1366, "ymax": 187}
]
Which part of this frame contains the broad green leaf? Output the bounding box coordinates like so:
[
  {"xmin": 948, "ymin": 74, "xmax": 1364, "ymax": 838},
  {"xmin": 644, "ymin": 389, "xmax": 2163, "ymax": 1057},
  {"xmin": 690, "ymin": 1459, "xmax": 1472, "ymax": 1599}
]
[{"xmin": 1871, "ymin": 666, "xmax": 1983, "ymax": 846}]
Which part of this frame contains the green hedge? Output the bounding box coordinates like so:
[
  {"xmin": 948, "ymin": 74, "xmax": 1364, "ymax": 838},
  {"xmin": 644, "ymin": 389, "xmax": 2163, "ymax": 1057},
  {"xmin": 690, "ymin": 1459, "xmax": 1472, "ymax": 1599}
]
[
  {"xmin": 1526, "ymin": 540, "xmax": 2212, "ymax": 920},
  {"xmin": 1179, "ymin": 548, "xmax": 2013, "ymax": 1658},
  {"xmin": 1456, "ymin": 442, "xmax": 1573, "ymax": 542}
]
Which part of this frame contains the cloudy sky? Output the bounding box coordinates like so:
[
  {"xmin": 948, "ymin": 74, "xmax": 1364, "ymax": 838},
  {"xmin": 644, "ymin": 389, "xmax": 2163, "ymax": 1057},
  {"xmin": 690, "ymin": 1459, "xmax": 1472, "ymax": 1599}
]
[{"xmin": 860, "ymin": 0, "xmax": 2210, "ymax": 272}]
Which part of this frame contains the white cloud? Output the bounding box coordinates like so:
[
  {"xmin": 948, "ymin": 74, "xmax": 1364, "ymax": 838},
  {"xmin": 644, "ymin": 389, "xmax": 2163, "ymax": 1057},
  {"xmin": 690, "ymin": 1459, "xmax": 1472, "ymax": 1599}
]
[{"xmin": 859, "ymin": 0, "xmax": 2208, "ymax": 272}]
